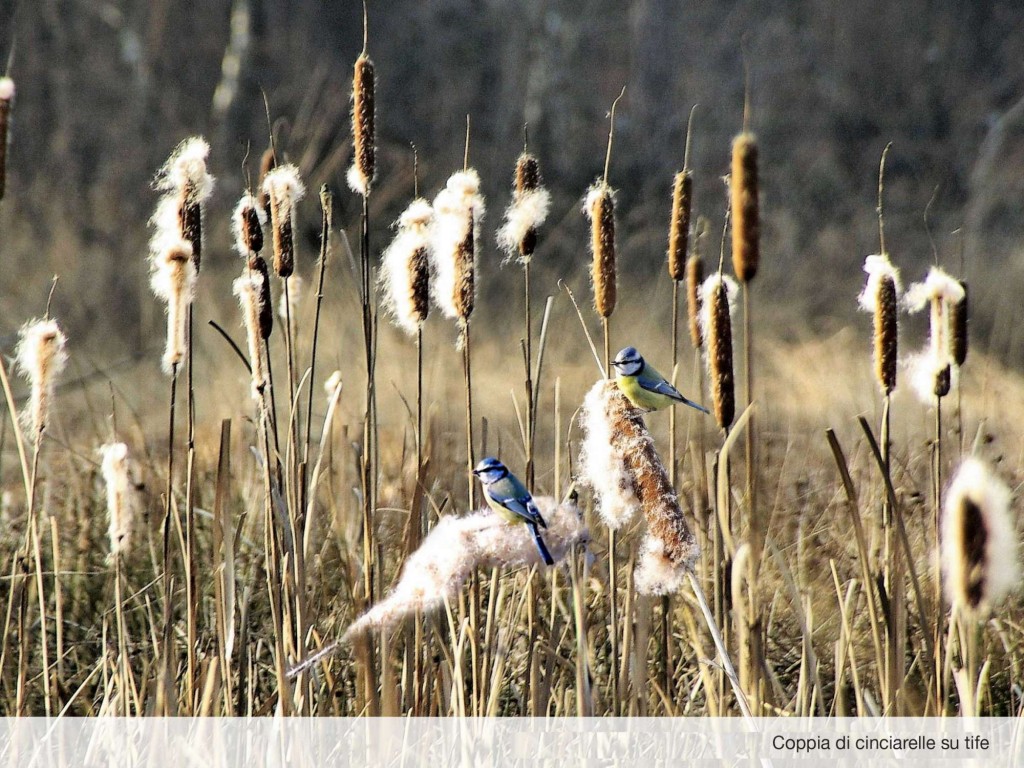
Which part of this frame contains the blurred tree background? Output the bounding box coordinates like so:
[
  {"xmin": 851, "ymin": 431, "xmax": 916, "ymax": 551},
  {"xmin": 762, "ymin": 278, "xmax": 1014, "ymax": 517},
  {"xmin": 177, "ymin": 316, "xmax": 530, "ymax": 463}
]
[{"xmin": 2, "ymin": 0, "xmax": 1024, "ymax": 363}]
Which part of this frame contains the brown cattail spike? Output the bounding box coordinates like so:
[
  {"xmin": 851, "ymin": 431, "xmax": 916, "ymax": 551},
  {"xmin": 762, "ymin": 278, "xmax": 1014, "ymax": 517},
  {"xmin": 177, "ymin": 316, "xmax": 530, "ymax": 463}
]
[
  {"xmin": 348, "ymin": 53, "xmax": 376, "ymax": 196},
  {"xmin": 586, "ymin": 184, "xmax": 617, "ymax": 318},
  {"xmin": 454, "ymin": 210, "xmax": 475, "ymax": 322},
  {"xmin": 686, "ymin": 254, "xmax": 704, "ymax": 349},
  {"xmin": 243, "ymin": 204, "xmax": 264, "ymax": 253},
  {"xmin": 179, "ymin": 185, "xmax": 203, "ymax": 270},
  {"xmin": 951, "ymin": 280, "xmax": 968, "ymax": 367},
  {"xmin": 700, "ymin": 275, "xmax": 736, "ymax": 429},
  {"xmin": 667, "ymin": 171, "xmax": 693, "ymax": 281},
  {"xmin": 248, "ymin": 254, "xmax": 274, "ymax": 339},
  {"xmin": 934, "ymin": 363, "xmax": 951, "ymax": 399},
  {"xmin": 515, "ymin": 153, "xmax": 541, "ymax": 257},
  {"xmin": 262, "ymin": 165, "xmax": 305, "ymax": 278},
  {"xmin": 730, "ymin": 132, "xmax": 759, "ymax": 282},
  {"xmin": 0, "ymin": 77, "xmax": 13, "ymax": 201},
  {"xmin": 875, "ymin": 273, "xmax": 898, "ymax": 394},
  {"xmin": 410, "ymin": 246, "xmax": 430, "ymax": 323}
]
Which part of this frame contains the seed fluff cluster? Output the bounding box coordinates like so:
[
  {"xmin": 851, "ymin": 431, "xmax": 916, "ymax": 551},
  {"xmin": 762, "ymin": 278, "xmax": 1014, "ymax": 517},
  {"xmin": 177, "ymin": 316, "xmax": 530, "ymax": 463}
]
[
  {"xmin": 904, "ymin": 266, "xmax": 965, "ymax": 403},
  {"xmin": 381, "ymin": 198, "xmax": 433, "ymax": 336}
]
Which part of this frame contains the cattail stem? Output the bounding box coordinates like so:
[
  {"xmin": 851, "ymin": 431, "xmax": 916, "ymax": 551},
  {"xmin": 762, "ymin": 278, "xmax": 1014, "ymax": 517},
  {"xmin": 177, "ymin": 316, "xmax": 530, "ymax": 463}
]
[
  {"xmin": 159, "ymin": 363, "xmax": 178, "ymax": 714},
  {"xmin": 933, "ymin": 394, "xmax": 945, "ymax": 713},
  {"xmin": 525, "ymin": 261, "xmax": 534, "ymax": 488},
  {"xmin": 304, "ymin": 187, "xmax": 332, "ymax": 467},
  {"xmin": 603, "ymin": 318, "xmax": 611, "ymax": 378},
  {"xmin": 463, "ymin": 322, "xmax": 475, "ymax": 509}
]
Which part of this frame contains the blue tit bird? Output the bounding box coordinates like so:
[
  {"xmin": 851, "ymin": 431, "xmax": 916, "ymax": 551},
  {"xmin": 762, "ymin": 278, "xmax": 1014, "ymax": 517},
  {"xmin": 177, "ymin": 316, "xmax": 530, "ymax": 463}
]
[
  {"xmin": 472, "ymin": 457, "xmax": 555, "ymax": 566},
  {"xmin": 611, "ymin": 346, "xmax": 710, "ymax": 414}
]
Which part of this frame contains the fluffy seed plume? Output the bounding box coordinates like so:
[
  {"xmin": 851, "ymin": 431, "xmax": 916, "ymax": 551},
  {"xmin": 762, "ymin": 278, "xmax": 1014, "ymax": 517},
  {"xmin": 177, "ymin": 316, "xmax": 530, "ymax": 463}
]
[
  {"xmin": 263, "ymin": 164, "xmax": 306, "ymax": 278},
  {"xmin": 905, "ymin": 267, "xmax": 965, "ymax": 403},
  {"xmin": 15, "ymin": 318, "xmax": 68, "ymax": 438},
  {"xmin": 233, "ymin": 271, "xmax": 269, "ymax": 401},
  {"xmin": 347, "ymin": 53, "xmax": 376, "ymax": 196},
  {"xmin": 100, "ymin": 442, "xmax": 139, "ymax": 557},
  {"xmin": 951, "ymin": 280, "xmax": 968, "ymax": 367},
  {"xmin": 232, "ymin": 192, "xmax": 266, "ymax": 256},
  {"xmin": 248, "ymin": 255, "xmax": 274, "ymax": 340},
  {"xmin": 497, "ymin": 153, "xmax": 551, "ymax": 263},
  {"xmin": 0, "ymin": 76, "xmax": 14, "ymax": 201},
  {"xmin": 149, "ymin": 239, "xmax": 197, "ymax": 374},
  {"xmin": 942, "ymin": 458, "xmax": 1018, "ymax": 617},
  {"xmin": 278, "ymin": 274, "xmax": 304, "ymax": 323},
  {"xmin": 381, "ymin": 198, "xmax": 433, "ymax": 335},
  {"xmin": 585, "ymin": 183, "xmax": 617, "ymax": 318},
  {"xmin": 667, "ymin": 171, "xmax": 693, "ymax": 281},
  {"xmin": 730, "ymin": 132, "xmax": 759, "ymax": 282},
  {"xmin": 344, "ymin": 498, "xmax": 585, "ymax": 638},
  {"xmin": 686, "ymin": 254, "xmax": 704, "ymax": 349},
  {"xmin": 154, "ymin": 137, "xmax": 214, "ymax": 271},
  {"xmin": 699, "ymin": 273, "xmax": 738, "ymax": 429},
  {"xmin": 431, "ymin": 170, "xmax": 485, "ymax": 324},
  {"xmin": 579, "ymin": 381, "xmax": 700, "ymax": 593},
  {"xmin": 858, "ymin": 254, "xmax": 902, "ymax": 395}
]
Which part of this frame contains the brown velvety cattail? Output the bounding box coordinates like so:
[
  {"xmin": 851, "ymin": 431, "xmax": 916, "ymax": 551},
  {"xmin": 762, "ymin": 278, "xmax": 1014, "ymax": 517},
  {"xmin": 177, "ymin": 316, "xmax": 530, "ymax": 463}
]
[
  {"xmin": 257, "ymin": 147, "xmax": 276, "ymax": 211},
  {"xmin": 15, "ymin": 318, "xmax": 69, "ymax": 438},
  {"xmin": 262, "ymin": 164, "xmax": 306, "ymax": 278},
  {"xmin": 951, "ymin": 280, "xmax": 968, "ymax": 367},
  {"xmin": 699, "ymin": 273, "xmax": 738, "ymax": 429},
  {"xmin": 232, "ymin": 192, "xmax": 266, "ymax": 256},
  {"xmin": 497, "ymin": 153, "xmax": 551, "ymax": 263},
  {"xmin": 905, "ymin": 267, "xmax": 965, "ymax": 404},
  {"xmin": 381, "ymin": 198, "xmax": 432, "ymax": 335},
  {"xmin": 858, "ymin": 255, "xmax": 902, "ymax": 395},
  {"xmin": 153, "ymin": 137, "xmax": 214, "ymax": 272},
  {"xmin": 0, "ymin": 77, "xmax": 14, "ymax": 201},
  {"xmin": 667, "ymin": 170, "xmax": 693, "ymax": 281},
  {"xmin": 730, "ymin": 133, "xmax": 759, "ymax": 283},
  {"xmin": 585, "ymin": 183, "xmax": 616, "ymax": 318},
  {"xmin": 686, "ymin": 254, "xmax": 704, "ymax": 350},
  {"xmin": 248, "ymin": 254, "xmax": 274, "ymax": 340},
  {"xmin": 347, "ymin": 53, "xmax": 376, "ymax": 197},
  {"xmin": 431, "ymin": 170, "xmax": 485, "ymax": 326},
  {"xmin": 942, "ymin": 458, "xmax": 1017, "ymax": 617},
  {"xmin": 580, "ymin": 380, "xmax": 700, "ymax": 594}
]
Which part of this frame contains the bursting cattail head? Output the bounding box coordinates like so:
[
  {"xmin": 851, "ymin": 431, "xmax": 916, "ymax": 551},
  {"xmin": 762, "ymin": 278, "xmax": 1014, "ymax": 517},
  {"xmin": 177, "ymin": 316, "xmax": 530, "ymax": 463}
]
[
  {"xmin": 667, "ymin": 170, "xmax": 693, "ymax": 281},
  {"xmin": 430, "ymin": 170, "xmax": 485, "ymax": 326},
  {"xmin": 344, "ymin": 498, "xmax": 586, "ymax": 638},
  {"xmin": 257, "ymin": 147, "xmax": 277, "ymax": 211},
  {"xmin": 381, "ymin": 198, "xmax": 433, "ymax": 335},
  {"xmin": 100, "ymin": 442, "xmax": 139, "ymax": 558},
  {"xmin": 233, "ymin": 271, "xmax": 269, "ymax": 401},
  {"xmin": 579, "ymin": 380, "xmax": 701, "ymax": 594},
  {"xmin": 858, "ymin": 254, "xmax": 902, "ymax": 395},
  {"xmin": 347, "ymin": 53, "xmax": 376, "ymax": 197},
  {"xmin": 905, "ymin": 266, "xmax": 965, "ymax": 403},
  {"xmin": 154, "ymin": 137, "xmax": 214, "ymax": 270},
  {"xmin": 686, "ymin": 253, "xmax": 704, "ymax": 350},
  {"xmin": 699, "ymin": 273, "xmax": 738, "ymax": 429},
  {"xmin": 248, "ymin": 254, "xmax": 274, "ymax": 340},
  {"xmin": 262, "ymin": 164, "xmax": 305, "ymax": 278},
  {"xmin": 0, "ymin": 76, "xmax": 14, "ymax": 201},
  {"xmin": 497, "ymin": 153, "xmax": 551, "ymax": 264},
  {"xmin": 232, "ymin": 192, "xmax": 266, "ymax": 256},
  {"xmin": 941, "ymin": 458, "xmax": 1018, "ymax": 618},
  {"xmin": 730, "ymin": 132, "xmax": 759, "ymax": 282},
  {"xmin": 15, "ymin": 318, "xmax": 68, "ymax": 438},
  {"xmin": 149, "ymin": 238, "xmax": 197, "ymax": 374},
  {"xmin": 951, "ymin": 280, "xmax": 968, "ymax": 367},
  {"xmin": 585, "ymin": 182, "xmax": 617, "ymax": 318}
]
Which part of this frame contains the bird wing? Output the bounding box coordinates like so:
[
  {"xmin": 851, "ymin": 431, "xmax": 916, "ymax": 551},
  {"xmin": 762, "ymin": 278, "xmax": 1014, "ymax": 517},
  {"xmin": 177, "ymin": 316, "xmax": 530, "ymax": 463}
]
[
  {"xmin": 490, "ymin": 488, "xmax": 547, "ymax": 528},
  {"xmin": 637, "ymin": 366, "xmax": 685, "ymax": 401}
]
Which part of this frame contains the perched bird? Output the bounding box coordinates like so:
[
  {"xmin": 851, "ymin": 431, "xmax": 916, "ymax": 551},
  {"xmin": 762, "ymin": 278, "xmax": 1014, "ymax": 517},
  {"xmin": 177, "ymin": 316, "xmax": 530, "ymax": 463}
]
[
  {"xmin": 612, "ymin": 346, "xmax": 710, "ymax": 414},
  {"xmin": 473, "ymin": 457, "xmax": 555, "ymax": 565}
]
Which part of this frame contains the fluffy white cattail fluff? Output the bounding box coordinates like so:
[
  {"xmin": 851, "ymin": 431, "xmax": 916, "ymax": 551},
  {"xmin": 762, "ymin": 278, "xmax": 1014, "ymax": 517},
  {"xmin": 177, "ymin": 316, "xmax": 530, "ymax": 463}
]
[
  {"xmin": 100, "ymin": 442, "xmax": 139, "ymax": 557},
  {"xmin": 430, "ymin": 170, "xmax": 485, "ymax": 323},
  {"xmin": 380, "ymin": 198, "xmax": 433, "ymax": 335},
  {"xmin": 344, "ymin": 498, "xmax": 585, "ymax": 638},
  {"xmin": 905, "ymin": 267, "xmax": 965, "ymax": 403},
  {"xmin": 324, "ymin": 370, "xmax": 343, "ymax": 400},
  {"xmin": 0, "ymin": 77, "xmax": 13, "ymax": 101},
  {"xmin": 497, "ymin": 155, "xmax": 551, "ymax": 264},
  {"xmin": 150, "ymin": 239, "xmax": 197, "ymax": 374},
  {"xmin": 15, "ymin": 319, "xmax": 68, "ymax": 438},
  {"xmin": 153, "ymin": 137, "xmax": 214, "ymax": 269},
  {"xmin": 579, "ymin": 380, "xmax": 641, "ymax": 529},
  {"xmin": 233, "ymin": 271, "xmax": 268, "ymax": 401},
  {"xmin": 262, "ymin": 164, "xmax": 306, "ymax": 278},
  {"xmin": 231, "ymin": 192, "xmax": 267, "ymax": 257},
  {"xmin": 698, "ymin": 272, "xmax": 739, "ymax": 365},
  {"xmin": 278, "ymin": 274, "xmax": 304, "ymax": 323},
  {"xmin": 858, "ymin": 254, "xmax": 903, "ymax": 312},
  {"xmin": 942, "ymin": 458, "xmax": 1018, "ymax": 617}
]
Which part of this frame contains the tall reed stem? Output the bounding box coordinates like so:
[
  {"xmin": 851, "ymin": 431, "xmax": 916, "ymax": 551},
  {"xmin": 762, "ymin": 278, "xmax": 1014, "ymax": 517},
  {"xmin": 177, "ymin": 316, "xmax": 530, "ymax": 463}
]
[{"xmin": 159, "ymin": 363, "xmax": 178, "ymax": 714}]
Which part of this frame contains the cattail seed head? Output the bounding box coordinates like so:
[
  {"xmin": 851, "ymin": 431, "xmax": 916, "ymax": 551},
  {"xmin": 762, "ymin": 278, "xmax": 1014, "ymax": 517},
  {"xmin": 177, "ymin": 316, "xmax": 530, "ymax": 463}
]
[
  {"xmin": 699, "ymin": 273, "xmax": 738, "ymax": 429},
  {"xmin": 497, "ymin": 153, "xmax": 551, "ymax": 264},
  {"xmin": 154, "ymin": 137, "xmax": 214, "ymax": 271},
  {"xmin": 248, "ymin": 254, "xmax": 274, "ymax": 339},
  {"xmin": 232, "ymin": 192, "xmax": 266, "ymax": 256},
  {"xmin": 233, "ymin": 271, "xmax": 269, "ymax": 401},
  {"xmin": 951, "ymin": 280, "xmax": 968, "ymax": 367},
  {"xmin": 431, "ymin": 170, "xmax": 485, "ymax": 325},
  {"xmin": 262, "ymin": 164, "xmax": 305, "ymax": 278},
  {"xmin": 257, "ymin": 147, "xmax": 276, "ymax": 211},
  {"xmin": 730, "ymin": 132, "xmax": 759, "ymax": 283},
  {"xmin": 905, "ymin": 266, "xmax": 965, "ymax": 403},
  {"xmin": 667, "ymin": 171, "xmax": 693, "ymax": 281},
  {"xmin": 942, "ymin": 457, "xmax": 1018, "ymax": 617},
  {"xmin": 686, "ymin": 254, "xmax": 704, "ymax": 350},
  {"xmin": 347, "ymin": 53, "xmax": 376, "ymax": 197},
  {"xmin": 149, "ymin": 239, "xmax": 197, "ymax": 374},
  {"xmin": 100, "ymin": 442, "xmax": 139, "ymax": 558},
  {"xmin": 0, "ymin": 76, "xmax": 14, "ymax": 201},
  {"xmin": 858, "ymin": 254, "xmax": 902, "ymax": 395},
  {"xmin": 15, "ymin": 318, "xmax": 68, "ymax": 438},
  {"xmin": 381, "ymin": 198, "xmax": 433, "ymax": 335},
  {"xmin": 585, "ymin": 183, "xmax": 616, "ymax": 318}
]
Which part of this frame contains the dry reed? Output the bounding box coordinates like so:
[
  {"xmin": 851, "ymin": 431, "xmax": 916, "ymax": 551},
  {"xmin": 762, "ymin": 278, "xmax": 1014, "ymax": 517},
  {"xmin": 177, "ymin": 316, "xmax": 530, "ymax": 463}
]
[{"xmin": 0, "ymin": 76, "xmax": 13, "ymax": 201}]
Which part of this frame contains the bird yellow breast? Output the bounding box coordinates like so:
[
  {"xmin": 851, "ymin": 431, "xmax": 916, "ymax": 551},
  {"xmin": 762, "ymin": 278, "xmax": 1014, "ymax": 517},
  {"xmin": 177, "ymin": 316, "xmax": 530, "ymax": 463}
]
[
  {"xmin": 616, "ymin": 374, "xmax": 672, "ymax": 411},
  {"xmin": 485, "ymin": 495, "xmax": 522, "ymax": 524}
]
